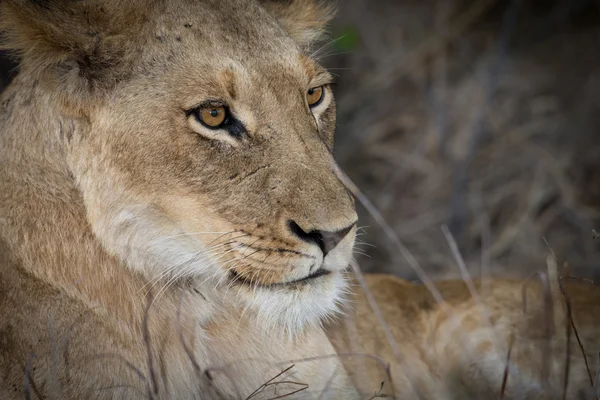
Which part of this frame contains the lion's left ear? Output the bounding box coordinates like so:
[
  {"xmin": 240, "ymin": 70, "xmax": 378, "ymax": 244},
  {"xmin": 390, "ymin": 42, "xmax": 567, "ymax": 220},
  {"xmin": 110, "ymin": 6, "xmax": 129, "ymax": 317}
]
[{"xmin": 260, "ymin": 0, "xmax": 336, "ymax": 51}]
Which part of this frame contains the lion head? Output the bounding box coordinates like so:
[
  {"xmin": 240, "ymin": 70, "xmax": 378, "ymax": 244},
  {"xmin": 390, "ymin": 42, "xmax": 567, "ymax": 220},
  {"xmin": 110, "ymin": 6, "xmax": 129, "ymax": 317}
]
[{"xmin": 1, "ymin": 0, "xmax": 357, "ymax": 334}]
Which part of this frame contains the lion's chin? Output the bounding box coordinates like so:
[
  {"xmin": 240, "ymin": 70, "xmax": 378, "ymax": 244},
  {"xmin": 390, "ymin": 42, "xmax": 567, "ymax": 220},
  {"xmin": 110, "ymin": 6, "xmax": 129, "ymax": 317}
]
[{"xmin": 232, "ymin": 271, "xmax": 348, "ymax": 339}]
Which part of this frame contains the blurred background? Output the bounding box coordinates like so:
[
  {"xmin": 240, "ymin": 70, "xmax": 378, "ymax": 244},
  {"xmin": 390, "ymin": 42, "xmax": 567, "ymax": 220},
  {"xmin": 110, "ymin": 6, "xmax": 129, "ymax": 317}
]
[{"xmin": 1, "ymin": 0, "xmax": 599, "ymax": 282}]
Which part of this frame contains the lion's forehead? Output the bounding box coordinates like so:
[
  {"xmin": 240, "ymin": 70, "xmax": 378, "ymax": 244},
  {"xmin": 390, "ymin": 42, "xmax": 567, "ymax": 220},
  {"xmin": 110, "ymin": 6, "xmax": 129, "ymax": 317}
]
[
  {"xmin": 130, "ymin": 11, "xmax": 310, "ymax": 96},
  {"xmin": 149, "ymin": 0, "xmax": 297, "ymax": 55}
]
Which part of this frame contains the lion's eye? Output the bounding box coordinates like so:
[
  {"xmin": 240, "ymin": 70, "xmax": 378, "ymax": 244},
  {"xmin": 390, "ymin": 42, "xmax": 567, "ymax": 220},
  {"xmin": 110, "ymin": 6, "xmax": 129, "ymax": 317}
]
[
  {"xmin": 307, "ymin": 86, "xmax": 324, "ymax": 108},
  {"xmin": 195, "ymin": 105, "xmax": 228, "ymax": 129},
  {"xmin": 187, "ymin": 102, "xmax": 246, "ymax": 140}
]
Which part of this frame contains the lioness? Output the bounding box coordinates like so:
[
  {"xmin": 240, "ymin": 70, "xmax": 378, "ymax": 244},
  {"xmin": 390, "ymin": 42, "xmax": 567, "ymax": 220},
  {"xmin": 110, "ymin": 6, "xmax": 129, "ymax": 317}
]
[{"xmin": 0, "ymin": 0, "xmax": 599, "ymax": 399}]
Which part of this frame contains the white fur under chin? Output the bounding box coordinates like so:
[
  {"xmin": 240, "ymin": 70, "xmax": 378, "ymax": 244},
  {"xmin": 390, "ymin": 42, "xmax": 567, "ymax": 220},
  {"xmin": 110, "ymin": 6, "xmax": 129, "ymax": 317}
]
[
  {"xmin": 234, "ymin": 272, "xmax": 349, "ymax": 339},
  {"xmin": 91, "ymin": 197, "xmax": 350, "ymax": 338}
]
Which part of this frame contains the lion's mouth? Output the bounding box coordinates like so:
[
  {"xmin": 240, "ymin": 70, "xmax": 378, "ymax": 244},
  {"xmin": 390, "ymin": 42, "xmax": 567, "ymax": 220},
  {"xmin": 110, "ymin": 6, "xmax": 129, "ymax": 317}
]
[{"xmin": 229, "ymin": 268, "xmax": 331, "ymax": 289}]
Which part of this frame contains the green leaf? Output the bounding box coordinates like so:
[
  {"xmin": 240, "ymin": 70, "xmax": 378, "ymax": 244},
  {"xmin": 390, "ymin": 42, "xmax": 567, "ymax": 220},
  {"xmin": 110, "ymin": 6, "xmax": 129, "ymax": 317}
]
[{"xmin": 333, "ymin": 26, "xmax": 361, "ymax": 52}]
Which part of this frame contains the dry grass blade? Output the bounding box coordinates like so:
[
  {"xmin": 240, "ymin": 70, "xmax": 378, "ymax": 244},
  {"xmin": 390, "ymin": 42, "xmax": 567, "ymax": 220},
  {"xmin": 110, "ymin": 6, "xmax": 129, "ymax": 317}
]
[
  {"xmin": 209, "ymin": 353, "xmax": 395, "ymax": 399},
  {"xmin": 338, "ymin": 0, "xmax": 502, "ymax": 114},
  {"xmin": 90, "ymin": 353, "xmax": 151, "ymax": 399},
  {"xmin": 334, "ymin": 163, "xmax": 446, "ymax": 309},
  {"xmin": 349, "ymin": 260, "xmax": 402, "ymax": 362},
  {"xmin": 176, "ymin": 291, "xmax": 202, "ymax": 382},
  {"xmin": 342, "ymin": 309, "xmax": 369, "ymax": 392},
  {"xmin": 500, "ymin": 334, "xmax": 514, "ymax": 398},
  {"xmin": 315, "ymin": 366, "xmax": 338, "ymax": 400},
  {"xmin": 562, "ymin": 281, "xmax": 572, "ymax": 400},
  {"xmin": 521, "ymin": 271, "xmax": 554, "ymax": 384},
  {"xmin": 245, "ymin": 364, "xmax": 295, "ymax": 399},
  {"xmin": 278, "ymin": 352, "xmax": 392, "ymax": 378},
  {"xmin": 244, "ymin": 364, "xmax": 308, "ymax": 400},
  {"xmin": 142, "ymin": 291, "xmax": 159, "ymax": 397},
  {"xmin": 367, "ymin": 382, "xmax": 390, "ymax": 399},
  {"xmin": 441, "ymin": 224, "xmax": 500, "ymax": 335},
  {"xmin": 264, "ymin": 385, "xmax": 309, "ymax": 400},
  {"xmin": 558, "ymin": 279, "xmax": 595, "ymax": 390},
  {"xmin": 593, "ymin": 353, "xmax": 600, "ymax": 399},
  {"xmin": 96, "ymin": 384, "xmax": 148, "ymax": 398},
  {"xmin": 280, "ymin": 353, "xmax": 394, "ymax": 398},
  {"xmin": 350, "ymin": 260, "xmax": 417, "ymax": 399},
  {"xmin": 203, "ymin": 366, "xmax": 244, "ymax": 400}
]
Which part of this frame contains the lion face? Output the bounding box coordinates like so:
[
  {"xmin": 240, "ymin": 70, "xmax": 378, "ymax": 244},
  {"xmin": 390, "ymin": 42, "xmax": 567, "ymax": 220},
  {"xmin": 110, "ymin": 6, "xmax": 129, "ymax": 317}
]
[{"xmin": 53, "ymin": 0, "xmax": 357, "ymax": 332}]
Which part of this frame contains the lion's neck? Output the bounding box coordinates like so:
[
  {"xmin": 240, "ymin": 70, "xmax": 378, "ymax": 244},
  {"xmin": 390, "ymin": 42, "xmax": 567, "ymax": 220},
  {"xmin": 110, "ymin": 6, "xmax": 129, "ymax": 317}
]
[{"xmin": 0, "ymin": 76, "xmax": 154, "ymax": 325}]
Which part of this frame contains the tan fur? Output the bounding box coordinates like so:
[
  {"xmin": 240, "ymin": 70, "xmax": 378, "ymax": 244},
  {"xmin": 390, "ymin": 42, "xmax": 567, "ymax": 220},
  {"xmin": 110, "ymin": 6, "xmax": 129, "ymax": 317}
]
[
  {"xmin": 1, "ymin": 0, "xmax": 599, "ymax": 399},
  {"xmin": 328, "ymin": 274, "xmax": 600, "ymax": 399},
  {"xmin": 0, "ymin": 0, "xmax": 356, "ymax": 398}
]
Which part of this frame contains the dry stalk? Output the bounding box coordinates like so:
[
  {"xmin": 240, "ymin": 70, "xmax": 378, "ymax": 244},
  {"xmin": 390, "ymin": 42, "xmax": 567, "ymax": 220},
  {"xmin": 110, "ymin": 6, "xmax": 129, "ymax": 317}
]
[
  {"xmin": 142, "ymin": 291, "xmax": 159, "ymax": 397},
  {"xmin": 176, "ymin": 291, "xmax": 203, "ymax": 382},
  {"xmin": 244, "ymin": 364, "xmax": 308, "ymax": 400},
  {"xmin": 499, "ymin": 334, "xmax": 515, "ymax": 398},
  {"xmin": 521, "ymin": 271, "xmax": 554, "ymax": 384},
  {"xmin": 558, "ymin": 277, "xmax": 595, "ymax": 391}
]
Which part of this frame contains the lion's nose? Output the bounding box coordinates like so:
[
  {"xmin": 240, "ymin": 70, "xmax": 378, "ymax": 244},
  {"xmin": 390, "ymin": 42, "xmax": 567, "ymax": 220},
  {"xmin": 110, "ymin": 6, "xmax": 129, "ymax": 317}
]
[{"xmin": 287, "ymin": 220, "xmax": 355, "ymax": 256}]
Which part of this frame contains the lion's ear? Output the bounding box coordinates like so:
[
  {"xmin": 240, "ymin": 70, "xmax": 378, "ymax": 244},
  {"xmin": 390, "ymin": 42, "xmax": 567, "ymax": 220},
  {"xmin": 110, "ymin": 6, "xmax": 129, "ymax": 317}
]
[
  {"xmin": 261, "ymin": 0, "xmax": 336, "ymax": 51},
  {"xmin": 0, "ymin": 0, "xmax": 140, "ymax": 116}
]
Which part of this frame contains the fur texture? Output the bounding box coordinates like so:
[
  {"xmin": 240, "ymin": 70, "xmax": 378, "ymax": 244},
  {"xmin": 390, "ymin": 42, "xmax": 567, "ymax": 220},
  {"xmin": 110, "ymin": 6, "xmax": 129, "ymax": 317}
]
[
  {"xmin": 0, "ymin": 0, "xmax": 358, "ymax": 398},
  {"xmin": 328, "ymin": 274, "xmax": 600, "ymax": 399},
  {"xmin": 3, "ymin": 0, "xmax": 599, "ymax": 399}
]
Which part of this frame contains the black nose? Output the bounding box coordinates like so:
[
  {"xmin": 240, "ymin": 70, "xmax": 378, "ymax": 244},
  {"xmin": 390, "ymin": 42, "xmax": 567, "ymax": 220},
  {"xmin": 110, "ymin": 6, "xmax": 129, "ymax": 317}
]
[{"xmin": 288, "ymin": 220, "xmax": 354, "ymax": 256}]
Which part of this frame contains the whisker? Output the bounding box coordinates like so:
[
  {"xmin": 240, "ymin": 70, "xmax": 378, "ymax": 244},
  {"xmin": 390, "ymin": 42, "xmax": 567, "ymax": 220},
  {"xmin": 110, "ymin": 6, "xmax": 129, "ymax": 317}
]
[
  {"xmin": 353, "ymin": 240, "xmax": 376, "ymax": 248},
  {"xmin": 138, "ymin": 233, "xmax": 250, "ymax": 293},
  {"xmin": 309, "ymin": 36, "xmax": 341, "ymax": 59},
  {"xmin": 148, "ymin": 231, "xmax": 235, "ymax": 245}
]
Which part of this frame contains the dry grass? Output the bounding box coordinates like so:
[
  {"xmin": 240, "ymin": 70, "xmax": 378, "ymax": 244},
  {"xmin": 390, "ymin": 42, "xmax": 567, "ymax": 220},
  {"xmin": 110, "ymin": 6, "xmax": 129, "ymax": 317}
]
[{"xmin": 327, "ymin": 0, "xmax": 600, "ymax": 281}]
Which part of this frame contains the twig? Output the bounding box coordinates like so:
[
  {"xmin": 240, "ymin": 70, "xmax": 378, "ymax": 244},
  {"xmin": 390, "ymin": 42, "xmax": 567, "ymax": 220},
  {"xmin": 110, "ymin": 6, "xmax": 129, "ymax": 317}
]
[
  {"xmin": 368, "ymin": 382, "xmax": 390, "ymax": 399},
  {"xmin": 558, "ymin": 281, "xmax": 595, "ymax": 389},
  {"xmin": 499, "ymin": 334, "xmax": 514, "ymax": 398},
  {"xmin": 245, "ymin": 364, "xmax": 308, "ymax": 400},
  {"xmin": 264, "ymin": 385, "xmax": 309, "ymax": 400},
  {"xmin": 207, "ymin": 353, "xmax": 395, "ymax": 399},
  {"xmin": 245, "ymin": 364, "xmax": 296, "ymax": 399}
]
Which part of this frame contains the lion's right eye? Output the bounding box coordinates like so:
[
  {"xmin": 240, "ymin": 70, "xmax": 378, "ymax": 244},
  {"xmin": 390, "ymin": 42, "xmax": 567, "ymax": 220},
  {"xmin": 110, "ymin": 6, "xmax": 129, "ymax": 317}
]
[
  {"xmin": 187, "ymin": 102, "xmax": 246, "ymax": 141},
  {"xmin": 194, "ymin": 105, "xmax": 228, "ymax": 129}
]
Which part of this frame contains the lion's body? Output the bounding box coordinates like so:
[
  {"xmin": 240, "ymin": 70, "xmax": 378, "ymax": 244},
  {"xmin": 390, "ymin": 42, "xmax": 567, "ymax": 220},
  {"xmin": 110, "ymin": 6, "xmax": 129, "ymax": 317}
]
[
  {"xmin": 328, "ymin": 274, "xmax": 600, "ymax": 399},
  {"xmin": 0, "ymin": 0, "xmax": 599, "ymax": 399}
]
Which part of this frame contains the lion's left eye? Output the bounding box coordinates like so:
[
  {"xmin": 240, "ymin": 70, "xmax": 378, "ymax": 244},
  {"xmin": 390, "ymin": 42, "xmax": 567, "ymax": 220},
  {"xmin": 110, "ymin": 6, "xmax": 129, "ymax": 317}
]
[
  {"xmin": 307, "ymin": 86, "xmax": 325, "ymax": 108},
  {"xmin": 194, "ymin": 105, "xmax": 229, "ymax": 129}
]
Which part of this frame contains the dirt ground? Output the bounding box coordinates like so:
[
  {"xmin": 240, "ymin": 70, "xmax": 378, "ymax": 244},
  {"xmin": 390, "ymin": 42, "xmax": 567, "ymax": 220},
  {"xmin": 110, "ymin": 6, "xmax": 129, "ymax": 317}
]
[{"xmin": 1, "ymin": 0, "xmax": 599, "ymax": 283}]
